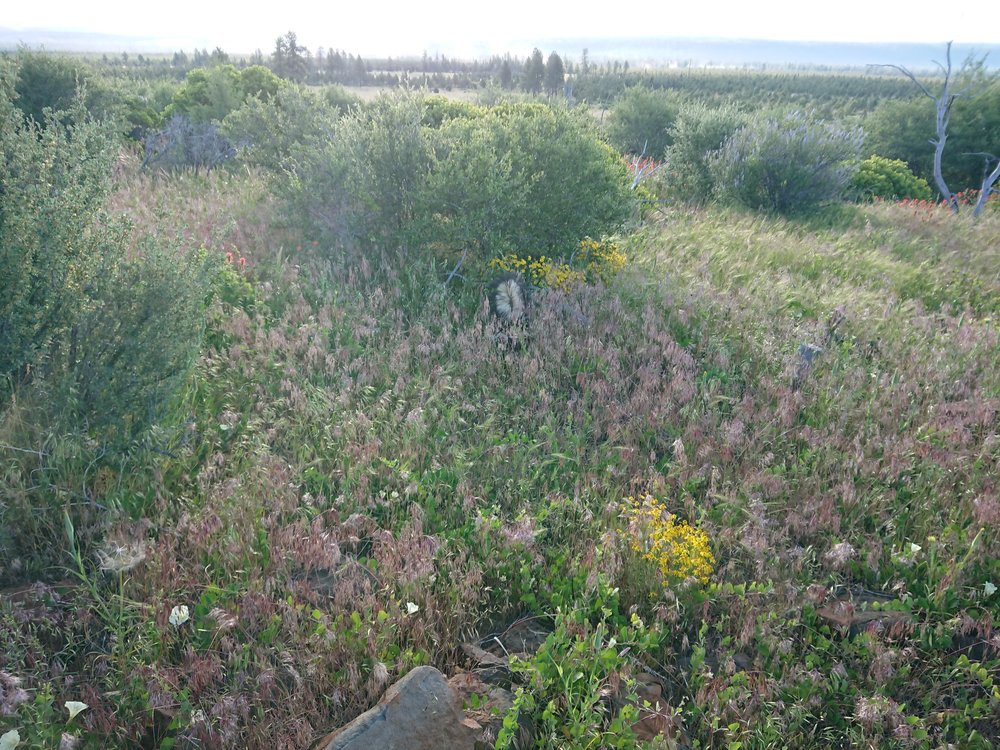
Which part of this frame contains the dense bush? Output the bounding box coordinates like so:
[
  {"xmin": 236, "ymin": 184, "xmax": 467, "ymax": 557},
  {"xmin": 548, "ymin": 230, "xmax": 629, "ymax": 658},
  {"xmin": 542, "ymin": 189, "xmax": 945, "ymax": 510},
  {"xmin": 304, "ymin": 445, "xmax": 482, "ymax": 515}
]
[
  {"xmin": 851, "ymin": 154, "xmax": 932, "ymax": 201},
  {"xmin": 10, "ymin": 49, "xmax": 121, "ymax": 126},
  {"xmin": 662, "ymin": 102, "xmax": 746, "ymax": 204},
  {"xmin": 1, "ymin": 64, "xmax": 209, "ymax": 573},
  {"xmin": 165, "ymin": 64, "xmax": 286, "ymax": 123},
  {"xmin": 425, "ymin": 102, "xmax": 633, "ymax": 258},
  {"xmin": 0, "ymin": 67, "xmax": 119, "ymax": 388},
  {"xmin": 145, "ymin": 66, "xmax": 299, "ymax": 171},
  {"xmin": 277, "ymin": 94, "xmax": 633, "ymax": 260},
  {"xmin": 1, "ymin": 64, "xmax": 208, "ymax": 434},
  {"xmin": 11, "ymin": 49, "xmax": 166, "ymax": 139},
  {"xmin": 48, "ymin": 240, "xmax": 209, "ymax": 445},
  {"xmin": 711, "ymin": 110, "xmax": 863, "ymax": 214},
  {"xmin": 320, "ymin": 83, "xmax": 363, "ymax": 114},
  {"xmin": 222, "ymin": 85, "xmax": 341, "ymax": 172},
  {"xmin": 307, "ymin": 92, "xmax": 432, "ymax": 253},
  {"xmin": 421, "ymin": 94, "xmax": 484, "ymax": 127},
  {"xmin": 142, "ymin": 115, "xmax": 236, "ymax": 172},
  {"xmin": 605, "ymin": 85, "xmax": 680, "ymax": 157}
]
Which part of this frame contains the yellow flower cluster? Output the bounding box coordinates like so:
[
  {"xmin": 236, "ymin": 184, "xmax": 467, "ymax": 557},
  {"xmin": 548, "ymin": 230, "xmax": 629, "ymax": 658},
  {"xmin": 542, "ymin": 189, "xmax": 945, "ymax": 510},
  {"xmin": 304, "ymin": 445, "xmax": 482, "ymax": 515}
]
[
  {"xmin": 623, "ymin": 495, "xmax": 715, "ymax": 586},
  {"xmin": 488, "ymin": 238, "xmax": 627, "ymax": 291},
  {"xmin": 577, "ymin": 237, "xmax": 628, "ymax": 285},
  {"xmin": 488, "ymin": 254, "xmax": 585, "ymax": 291}
]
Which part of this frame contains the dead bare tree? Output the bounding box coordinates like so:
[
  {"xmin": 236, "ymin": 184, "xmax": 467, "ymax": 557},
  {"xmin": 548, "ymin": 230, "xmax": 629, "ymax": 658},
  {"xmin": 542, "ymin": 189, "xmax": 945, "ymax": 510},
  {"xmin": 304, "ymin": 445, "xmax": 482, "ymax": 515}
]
[
  {"xmin": 629, "ymin": 140, "xmax": 665, "ymax": 190},
  {"xmin": 970, "ymin": 153, "xmax": 1000, "ymax": 217},
  {"xmin": 872, "ymin": 42, "xmax": 964, "ymax": 213}
]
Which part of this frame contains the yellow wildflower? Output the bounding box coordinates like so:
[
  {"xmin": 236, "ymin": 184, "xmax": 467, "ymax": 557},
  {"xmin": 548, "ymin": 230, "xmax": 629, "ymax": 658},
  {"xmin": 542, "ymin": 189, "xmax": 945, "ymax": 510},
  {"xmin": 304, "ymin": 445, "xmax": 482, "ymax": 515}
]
[
  {"xmin": 489, "ymin": 241, "xmax": 626, "ymax": 292},
  {"xmin": 622, "ymin": 494, "xmax": 715, "ymax": 586}
]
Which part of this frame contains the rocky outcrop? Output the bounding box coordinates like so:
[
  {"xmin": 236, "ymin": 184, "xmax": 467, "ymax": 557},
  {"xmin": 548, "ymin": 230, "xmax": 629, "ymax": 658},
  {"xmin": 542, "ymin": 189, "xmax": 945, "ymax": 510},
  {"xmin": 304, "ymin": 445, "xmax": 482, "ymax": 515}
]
[{"xmin": 316, "ymin": 666, "xmax": 478, "ymax": 750}]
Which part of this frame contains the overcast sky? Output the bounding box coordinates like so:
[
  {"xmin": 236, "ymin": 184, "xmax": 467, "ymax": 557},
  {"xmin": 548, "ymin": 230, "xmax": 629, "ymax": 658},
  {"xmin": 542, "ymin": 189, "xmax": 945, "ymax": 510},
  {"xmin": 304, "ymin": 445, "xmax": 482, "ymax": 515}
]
[{"xmin": 4, "ymin": 1, "xmax": 998, "ymax": 56}]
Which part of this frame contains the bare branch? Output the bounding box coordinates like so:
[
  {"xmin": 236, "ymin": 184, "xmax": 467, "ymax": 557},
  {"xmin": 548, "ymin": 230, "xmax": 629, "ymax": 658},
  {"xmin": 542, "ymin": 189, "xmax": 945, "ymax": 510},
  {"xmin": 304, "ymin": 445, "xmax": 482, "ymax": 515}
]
[
  {"xmin": 0, "ymin": 443, "xmax": 48, "ymax": 457},
  {"xmin": 932, "ymin": 41, "xmax": 952, "ymax": 83},
  {"xmin": 868, "ymin": 63, "xmax": 935, "ymax": 99},
  {"xmin": 629, "ymin": 140, "xmax": 666, "ymax": 190},
  {"xmin": 445, "ymin": 248, "xmax": 468, "ymax": 285},
  {"xmin": 973, "ymin": 156, "xmax": 1000, "ymax": 217}
]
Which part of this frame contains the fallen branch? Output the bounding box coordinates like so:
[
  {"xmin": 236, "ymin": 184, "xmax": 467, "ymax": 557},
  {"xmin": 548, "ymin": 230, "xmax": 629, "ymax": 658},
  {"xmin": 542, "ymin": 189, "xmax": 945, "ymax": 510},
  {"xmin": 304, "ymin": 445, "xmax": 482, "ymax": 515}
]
[
  {"xmin": 445, "ymin": 248, "xmax": 468, "ymax": 285},
  {"xmin": 0, "ymin": 442, "xmax": 48, "ymax": 458}
]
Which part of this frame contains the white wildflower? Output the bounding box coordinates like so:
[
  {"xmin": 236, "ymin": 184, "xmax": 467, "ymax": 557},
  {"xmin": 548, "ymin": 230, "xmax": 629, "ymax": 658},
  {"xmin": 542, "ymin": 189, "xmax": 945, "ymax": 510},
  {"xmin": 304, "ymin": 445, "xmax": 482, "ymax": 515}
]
[
  {"xmin": 169, "ymin": 605, "xmax": 190, "ymax": 626},
  {"xmin": 64, "ymin": 701, "xmax": 88, "ymax": 721},
  {"xmin": 892, "ymin": 541, "xmax": 922, "ymax": 567}
]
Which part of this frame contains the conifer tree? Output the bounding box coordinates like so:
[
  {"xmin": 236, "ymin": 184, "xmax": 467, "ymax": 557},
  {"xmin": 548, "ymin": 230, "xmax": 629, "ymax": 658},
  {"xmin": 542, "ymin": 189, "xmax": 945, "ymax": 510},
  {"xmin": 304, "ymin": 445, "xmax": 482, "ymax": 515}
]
[
  {"xmin": 523, "ymin": 48, "xmax": 545, "ymax": 94},
  {"xmin": 499, "ymin": 59, "xmax": 513, "ymax": 89},
  {"xmin": 544, "ymin": 51, "xmax": 565, "ymax": 95}
]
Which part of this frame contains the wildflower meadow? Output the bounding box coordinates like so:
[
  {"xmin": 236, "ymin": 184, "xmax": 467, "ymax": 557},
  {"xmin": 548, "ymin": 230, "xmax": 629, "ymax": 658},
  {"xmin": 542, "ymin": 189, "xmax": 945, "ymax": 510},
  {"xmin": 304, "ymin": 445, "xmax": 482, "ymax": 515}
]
[{"xmin": 1, "ymin": 50, "xmax": 999, "ymax": 750}]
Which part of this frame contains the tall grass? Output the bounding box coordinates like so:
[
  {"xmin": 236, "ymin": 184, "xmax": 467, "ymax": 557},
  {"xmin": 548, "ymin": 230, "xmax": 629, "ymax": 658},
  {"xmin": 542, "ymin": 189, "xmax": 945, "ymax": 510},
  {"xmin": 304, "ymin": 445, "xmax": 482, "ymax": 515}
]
[{"xmin": 2, "ymin": 173, "xmax": 998, "ymax": 748}]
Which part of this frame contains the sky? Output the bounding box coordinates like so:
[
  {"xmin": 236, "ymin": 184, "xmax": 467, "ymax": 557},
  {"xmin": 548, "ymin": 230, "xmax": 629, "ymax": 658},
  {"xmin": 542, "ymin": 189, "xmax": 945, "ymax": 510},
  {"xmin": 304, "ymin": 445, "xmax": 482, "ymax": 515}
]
[{"xmin": 4, "ymin": 1, "xmax": 999, "ymax": 56}]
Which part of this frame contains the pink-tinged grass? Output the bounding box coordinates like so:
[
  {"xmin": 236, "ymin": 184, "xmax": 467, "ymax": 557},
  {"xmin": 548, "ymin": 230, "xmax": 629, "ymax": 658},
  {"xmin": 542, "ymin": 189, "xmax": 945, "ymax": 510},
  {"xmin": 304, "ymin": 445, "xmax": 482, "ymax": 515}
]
[{"xmin": 3, "ymin": 174, "xmax": 998, "ymax": 748}]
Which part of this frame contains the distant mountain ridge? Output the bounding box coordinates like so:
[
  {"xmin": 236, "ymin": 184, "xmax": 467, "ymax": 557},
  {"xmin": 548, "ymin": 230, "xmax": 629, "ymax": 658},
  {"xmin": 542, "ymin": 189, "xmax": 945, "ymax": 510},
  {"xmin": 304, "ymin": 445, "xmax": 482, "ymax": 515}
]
[
  {"xmin": 526, "ymin": 37, "xmax": 1000, "ymax": 71},
  {"xmin": 0, "ymin": 28, "xmax": 219, "ymax": 54},
  {"xmin": 3, "ymin": 27, "xmax": 998, "ymax": 70}
]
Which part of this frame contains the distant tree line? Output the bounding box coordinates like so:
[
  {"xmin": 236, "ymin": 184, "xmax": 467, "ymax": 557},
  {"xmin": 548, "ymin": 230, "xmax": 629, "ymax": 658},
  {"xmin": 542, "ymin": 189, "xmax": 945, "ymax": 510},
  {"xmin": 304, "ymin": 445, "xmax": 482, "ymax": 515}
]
[
  {"xmin": 573, "ymin": 68, "xmax": 921, "ymax": 116},
  {"xmin": 262, "ymin": 32, "xmax": 577, "ymax": 93},
  {"xmin": 8, "ymin": 37, "xmax": 997, "ymax": 197}
]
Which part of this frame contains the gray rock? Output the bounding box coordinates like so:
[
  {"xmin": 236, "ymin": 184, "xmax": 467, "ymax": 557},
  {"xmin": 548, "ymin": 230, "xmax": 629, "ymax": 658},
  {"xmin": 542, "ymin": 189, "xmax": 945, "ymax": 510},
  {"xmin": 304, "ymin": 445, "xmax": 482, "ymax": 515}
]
[
  {"xmin": 792, "ymin": 342, "xmax": 825, "ymax": 390},
  {"xmin": 318, "ymin": 666, "xmax": 477, "ymax": 750},
  {"xmin": 797, "ymin": 342, "xmax": 823, "ymax": 365}
]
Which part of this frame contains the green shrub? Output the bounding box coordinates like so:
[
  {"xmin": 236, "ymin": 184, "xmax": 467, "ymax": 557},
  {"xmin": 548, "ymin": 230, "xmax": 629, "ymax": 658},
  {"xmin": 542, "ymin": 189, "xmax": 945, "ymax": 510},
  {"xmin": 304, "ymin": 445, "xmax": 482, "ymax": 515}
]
[
  {"xmin": 1, "ymin": 70, "xmax": 208, "ymax": 439},
  {"xmin": 11, "ymin": 49, "xmax": 120, "ymax": 126},
  {"xmin": 851, "ymin": 154, "xmax": 933, "ymax": 201},
  {"xmin": 277, "ymin": 94, "xmax": 633, "ymax": 261},
  {"xmin": 421, "ymin": 94, "xmax": 484, "ymax": 127},
  {"xmin": 662, "ymin": 102, "xmax": 746, "ymax": 204},
  {"xmin": 165, "ymin": 64, "xmax": 287, "ymax": 124},
  {"xmin": 238, "ymin": 64, "xmax": 284, "ymax": 101},
  {"xmin": 424, "ymin": 102, "xmax": 632, "ymax": 259},
  {"xmin": 321, "ymin": 83, "xmax": 363, "ymax": 114},
  {"xmin": 710, "ymin": 110, "xmax": 864, "ymax": 215},
  {"xmin": 1, "ymin": 68, "xmax": 209, "ymax": 579},
  {"xmin": 312, "ymin": 92, "xmax": 432, "ymax": 253},
  {"xmin": 222, "ymin": 85, "xmax": 340, "ymax": 172},
  {"xmin": 606, "ymin": 86, "xmax": 680, "ymax": 157},
  {"xmin": 165, "ymin": 65, "xmax": 242, "ymax": 122},
  {"xmin": 0, "ymin": 68, "xmax": 118, "ymax": 388},
  {"xmin": 864, "ymin": 76, "xmax": 1000, "ymax": 192},
  {"xmin": 47, "ymin": 240, "xmax": 209, "ymax": 446}
]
